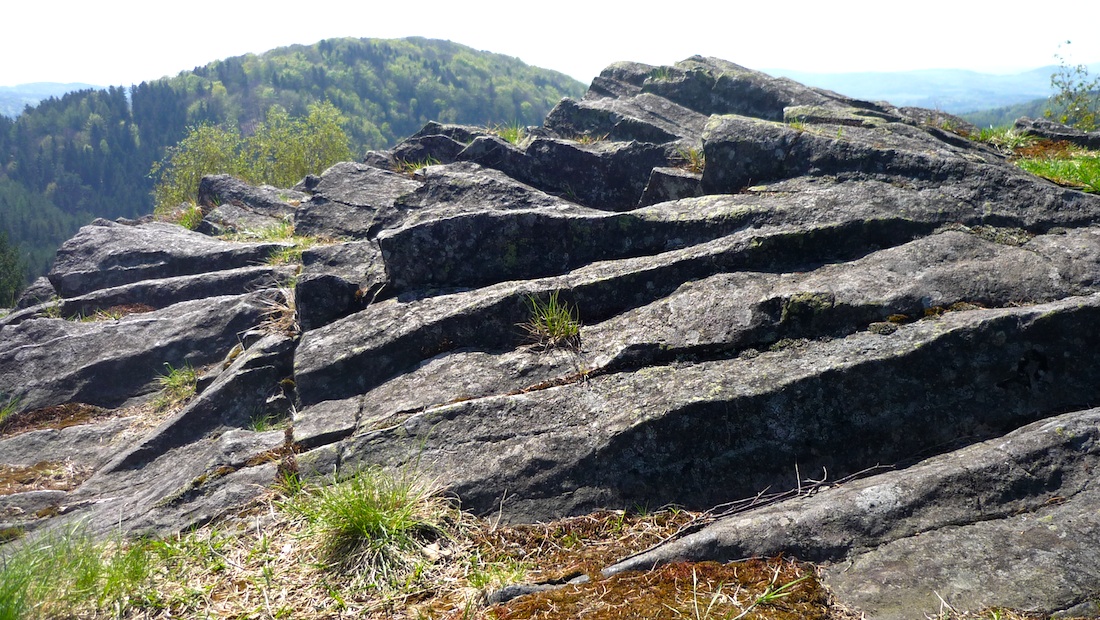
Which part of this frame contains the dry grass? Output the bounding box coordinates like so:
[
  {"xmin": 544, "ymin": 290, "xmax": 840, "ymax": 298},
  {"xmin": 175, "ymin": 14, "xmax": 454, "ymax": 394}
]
[
  {"xmin": 0, "ymin": 461, "xmax": 93, "ymax": 496},
  {"xmin": 0, "ymin": 402, "xmax": 114, "ymax": 437}
]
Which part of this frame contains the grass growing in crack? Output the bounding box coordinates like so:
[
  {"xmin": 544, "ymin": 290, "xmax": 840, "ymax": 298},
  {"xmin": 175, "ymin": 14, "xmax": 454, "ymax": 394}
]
[
  {"xmin": 0, "ymin": 395, "xmax": 20, "ymax": 430},
  {"xmin": 393, "ymin": 156, "xmax": 439, "ymax": 177},
  {"xmin": 490, "ymin": 121, "xmax": 526, "ymax": 145},
  {"xmin": 520, "ymin": 290, "xmax": 581, "ymax": 350},
  {"xmin": 288, "ymin": 466, "xmax": 454, "ymax": 590},
  {"xmin": 152, "ymin": 362, "xmax": 197, "ymax": 412},
  {"xmin": 259, "ymin": 284, "xmax": 299, "ymax": 336},
  {"xmin": 970, "ymin": 125, "xmax": 1036, "ymax": 152},
  {"xmin": 247, "ymin": 411, "xmax": 289, "ymax": 432},
  {"xmin": 676, "ymin": 146, "xmax": 706, "ymax": 174}
]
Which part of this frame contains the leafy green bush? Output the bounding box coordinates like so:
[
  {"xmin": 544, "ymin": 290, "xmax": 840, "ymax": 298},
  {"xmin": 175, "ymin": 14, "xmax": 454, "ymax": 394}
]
[
  {"xmin": 1045, "ymin": 41, "xmax": 1100, "ymax": 131},
  {"xmin": 151, "ymin": 101, "xmax": 352, "ymax": 213}
]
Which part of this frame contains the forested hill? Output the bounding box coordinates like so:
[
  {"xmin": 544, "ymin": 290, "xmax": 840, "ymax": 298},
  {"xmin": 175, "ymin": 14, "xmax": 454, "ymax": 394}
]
[{"xmin": 0, "ymin": 37, "xmax": 587, "ymax": 283}]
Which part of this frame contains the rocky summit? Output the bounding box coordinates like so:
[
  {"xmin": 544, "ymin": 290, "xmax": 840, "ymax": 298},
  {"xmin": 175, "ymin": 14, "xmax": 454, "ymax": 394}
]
[{"xmin": 3, "ymin": 56, "xmax": 1100, "ymax": 619}]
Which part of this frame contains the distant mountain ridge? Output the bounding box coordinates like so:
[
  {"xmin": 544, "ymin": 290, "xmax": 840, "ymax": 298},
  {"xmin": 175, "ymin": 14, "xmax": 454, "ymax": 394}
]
[
  {"xmin": 0, "ymin": 37, "xmax": 586, "ymax": 281},
  {"xmin": 768, "ymin": 64, "xmax": 1100, "ymax": 114},
  {"xmin": 0, "ymin": 83, "xmax": 101, "ymax": 118}
]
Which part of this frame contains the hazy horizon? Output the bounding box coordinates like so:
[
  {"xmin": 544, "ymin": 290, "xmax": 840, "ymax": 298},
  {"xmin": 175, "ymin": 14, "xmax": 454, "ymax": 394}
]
[{"xmin": 5, "ymin": 0, "xmax": 1099, "ymax": 89}]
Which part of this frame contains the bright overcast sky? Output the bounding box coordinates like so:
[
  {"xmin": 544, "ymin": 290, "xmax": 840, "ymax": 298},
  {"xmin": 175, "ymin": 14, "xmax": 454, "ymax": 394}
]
[{"xmin": 3, "ymin": 0, "xmax": 1100, "ymax": 88}]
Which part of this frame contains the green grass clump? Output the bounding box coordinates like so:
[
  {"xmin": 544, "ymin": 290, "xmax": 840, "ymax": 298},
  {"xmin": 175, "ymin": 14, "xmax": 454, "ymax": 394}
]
[
  {"xmin": 152, "ymin": 362, "xmax": 198, "ymax": 412},
  {"xmin": 290, "ymin": 466, "xmax": 453, "ymax": 588},
  {"xmin": 1017, "ymin": 152, "xmax": 1100, "ymax": 193},
  {"xmin": 393, "ymin": 156, "xmax": 440, "ymax": 177},
  {"xmin": 490, "ymin": 121, "xmax": 526, "ymax": 145},
  {"xmin": 970, "ymin": 126, "xmax": 1035, "ymax": 151},
  {"xmin": 676, "ymin": 146, "xmax": 706, "ymax": 173},
  {"xmin": 521, "ymin": 290, "xmax": 581, "ymax": 349},
  {"xmin": 0, "ymin": 395, "xmax": 20, "ymax": 431},
  {"xmin": 0, "ymin": 524, "xmax": 153, "ymax": 620}
]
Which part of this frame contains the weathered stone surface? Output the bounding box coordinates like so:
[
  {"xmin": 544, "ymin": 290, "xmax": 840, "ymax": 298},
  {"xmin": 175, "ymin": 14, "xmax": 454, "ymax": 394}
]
[
  {"xmin": 0, "ymin": 416, "xmax": 136, "ymax": 469},
  {"xmin": 0, "ymin": 293, "xmax": 269, "ymax": 413},
  {"xmin": 197, "ymin": 174, "xmax": 306, "ymax": 217},
  {"xmin": 293, "ymin": 161, "xmax": 421, "ymax": 239},
  {"xmin": 48, "ymin": 220, "xmax": 289, "ymax": 297},
  {"xmin": 70, "ymin": 429, "xmax": 286, "ymax": 537},
  {"xmin": 638, "ymin": 166, "xmax": 702, "ymax": 206},
  {"xmin": 1014, "ymin": 115, "xmax": 1100, "ymax": 149},
  {"xmin": 640, "ymin": 56, "xmax": 852, "ymax": 120},
  {"xmin": 603, "ymin": 407, "xmax": 1100, "ymax": 619},
  {"xmin": 8, "ymin": 55, "xmax": 1100, "ymax": 617},
  {"xmin": 14, "ymin": 277, "xmax": 54, "ymax": 309},
  {"xmin": 325, "ymin": 295, "xmax": 1100, "ymax": 523},
  {"xmin": 102, "ymin": 332, "xmax": 295, "ymax": 473},
  {"xmin": 296, "ymin": 241, "xmax": 386, "ymax": 330},
  {"xmin": 544, "ymin": 93, "xmax": 708, "ymax": 144}
]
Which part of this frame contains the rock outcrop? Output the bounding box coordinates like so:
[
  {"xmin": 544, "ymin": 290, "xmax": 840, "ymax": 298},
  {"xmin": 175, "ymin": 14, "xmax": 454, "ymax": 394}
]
[{"xmin": 3, "ymin": 56, "xmax": 1100, "ymax": 619}]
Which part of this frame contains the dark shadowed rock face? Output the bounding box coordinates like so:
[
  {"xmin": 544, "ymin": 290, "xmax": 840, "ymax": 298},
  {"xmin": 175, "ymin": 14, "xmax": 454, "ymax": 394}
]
[{"xmin": 3, "ymin": 55, "xmax": 1100, "ymax": 618}]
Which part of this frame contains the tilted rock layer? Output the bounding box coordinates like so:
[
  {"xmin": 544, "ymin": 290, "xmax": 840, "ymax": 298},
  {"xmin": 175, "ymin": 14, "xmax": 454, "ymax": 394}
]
[{"xmin": 3, "ymin": 56, "xmax": 1100, "ymax": 619}]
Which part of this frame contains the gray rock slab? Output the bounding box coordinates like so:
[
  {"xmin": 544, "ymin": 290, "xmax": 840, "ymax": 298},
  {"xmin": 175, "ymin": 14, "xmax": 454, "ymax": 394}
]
[
  {"xmin": 604, "ymin": 408, "xmax": 1100, "ymax": 619},
  {"xmin": 48, "ymin": 220, "xmax": 289, "ymax": 297},
  {"xmin": 331, "ymin": 295, "xmax": 1100, "ymax": 522},
  {"xmin": 0, "ymin": 293, "xmax": 269, "ymax": 413},
  {"xmin": 293, "ymin": 161, "xmax": 421, "ymax": 239}
]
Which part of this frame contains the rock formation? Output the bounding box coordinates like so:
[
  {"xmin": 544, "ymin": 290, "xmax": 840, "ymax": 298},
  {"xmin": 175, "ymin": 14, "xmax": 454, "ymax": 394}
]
[{"xmin": 3, "ymin": 55, "xmax": 1100, "ymax": 619}]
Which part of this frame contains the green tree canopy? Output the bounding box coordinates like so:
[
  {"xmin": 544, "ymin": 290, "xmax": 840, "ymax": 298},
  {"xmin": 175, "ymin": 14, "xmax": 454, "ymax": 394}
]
[{"xmin": 0, "ymin": 229, "xmax": 24, "ymax": 307}]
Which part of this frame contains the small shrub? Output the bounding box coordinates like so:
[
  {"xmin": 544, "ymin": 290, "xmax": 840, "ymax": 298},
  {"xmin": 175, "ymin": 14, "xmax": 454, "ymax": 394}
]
[
  {"xmin": 151, "ymin": 101, "xmax": 352, "ymax": 210},
  {"xmin": 521, "ymin": 290, "xmax": 581, "ymax": 349},
  {"xmin": 1045, "ymin": 40, "xmax": 1100, "ymax": 131}
]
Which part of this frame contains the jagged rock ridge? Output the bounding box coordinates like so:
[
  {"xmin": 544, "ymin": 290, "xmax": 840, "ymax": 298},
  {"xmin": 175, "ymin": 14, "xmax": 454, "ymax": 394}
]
[{"xmin": 3, "ymin": 56, "xmax": 1100, "ymax": 619}]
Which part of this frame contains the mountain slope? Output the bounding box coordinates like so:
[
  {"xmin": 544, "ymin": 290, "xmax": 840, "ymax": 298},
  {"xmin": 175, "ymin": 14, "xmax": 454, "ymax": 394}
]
[
  {"xmin": 0, "ymin": 37, "xmax": 587, "ymax": 284},
  {"xmin": 770, "ymin": 66, "xmax": 1070, "ymax": 113},
  {"xmin": 0, "ymin": 82, "xmax": 101, "ymax": 118}
]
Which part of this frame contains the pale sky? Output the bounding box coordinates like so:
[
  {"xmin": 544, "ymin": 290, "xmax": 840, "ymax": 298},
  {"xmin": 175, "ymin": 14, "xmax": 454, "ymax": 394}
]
[{"xmin": 3, "ymin": 0, "xmax": 1100, "ymax": 88}]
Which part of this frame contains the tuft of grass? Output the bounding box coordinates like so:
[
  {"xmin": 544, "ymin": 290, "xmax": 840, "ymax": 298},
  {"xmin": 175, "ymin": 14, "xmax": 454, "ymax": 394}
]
[
  {"xmin": 0, "ymin": 395, "xmax": 20, "ymax": 431},
  {"xmin": 259, "ymin": 284, "xmax": 299, "ymax": 336},
  {"xmin": 1017, "ymin": 152, "xmax": 1100, "ymax": 193},
  {"xmin": 247, "ymin": 411, "xmax": 289, "ymax": 432},
  {"xmin": 178, "ymin": 204, "xmax": 205, "ymax": 230},
  {"xmin": 490, "ymin": 121, "xmax": 526, "ymax": 145},
  {"xmin": 152, "ymin": 362, "xmax": 197, "ymax": 413},
  {"xmin": 971, "ymin": 125, "xmax": 1036, "ymax": 152},
  {"xmin": 290, "ymin": 466, "xmax": 453, "ymax": 588},
  {"xmin": 393, "ymin": 156, "xmax": 439, "ymax": 177},
  {"xmin": 520, "ymin": 290, "xmax": 582, "ymax": 350},
  {"xmin": 0, "ymin": 523, "xmax": 154, "ymax": 620},
  {"xmin": 676, "ymin": 146, "xmax": 706, "ymax": 174},
  {"xmin": 572, "ymin": 132, "xmax": 610, "ymax": 144}
]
